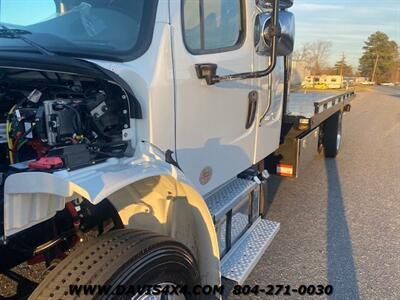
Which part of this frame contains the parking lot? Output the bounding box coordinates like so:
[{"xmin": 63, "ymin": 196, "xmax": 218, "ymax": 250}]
[{"xmin": 231, "ymin": 86, "xmax": 400, "ymax": 299}]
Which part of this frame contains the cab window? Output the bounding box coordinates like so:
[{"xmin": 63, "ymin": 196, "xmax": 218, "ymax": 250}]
[{"xmin": 182, "ymin": 0, "xmax": 245, "ymax": 54}]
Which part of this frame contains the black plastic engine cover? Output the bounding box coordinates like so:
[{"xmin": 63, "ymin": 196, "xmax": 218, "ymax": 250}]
[{"xmin": 48, "ymin": 144, "xmax": 95, "ymax": 170}]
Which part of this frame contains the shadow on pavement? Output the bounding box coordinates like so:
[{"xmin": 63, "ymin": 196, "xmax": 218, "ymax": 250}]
[
  {"xmin": 325, "ymin": 159, "xmax": 360, "ymax": 300},
  {"xmin": 262, "ymin": 175, "xmax": 284, "ymax": 216}
]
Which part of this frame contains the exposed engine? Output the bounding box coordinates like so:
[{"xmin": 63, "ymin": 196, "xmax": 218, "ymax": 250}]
[
  {"xmin": 0, "ymin": 67, "xmax": 134, "ymax": 274},
  {"xmin": 0, "ymin": 68, "xmax": 132, "ymax": 177}
]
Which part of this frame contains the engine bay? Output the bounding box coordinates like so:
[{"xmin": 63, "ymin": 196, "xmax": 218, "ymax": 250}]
[
  {"xmin": 0, "ymin": 67, "xmax": 132, "ymax": 179},
  {"xmin": 0, "ymin": 65, "xmax": 136, "ymax": 274}
]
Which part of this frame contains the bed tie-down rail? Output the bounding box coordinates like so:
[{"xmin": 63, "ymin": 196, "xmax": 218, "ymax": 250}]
[{"xmin": 314, "ymin": 90, "xmax": 355, "ymax": 114}]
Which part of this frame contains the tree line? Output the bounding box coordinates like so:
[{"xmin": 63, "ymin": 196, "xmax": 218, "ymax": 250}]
[{"xmin": 293, "ymin": 32, "xmax": 399, "ymax": 83}]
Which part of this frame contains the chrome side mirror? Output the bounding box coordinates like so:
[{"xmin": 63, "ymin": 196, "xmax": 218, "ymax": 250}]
[
  {"xmin": 255, "ymin": 11, "xmax": 295, "ymax": 57},
  {"xmin": 196, "ymin": 0, "xmax": 281, "ymax": 85},
  {"xmin": 256, "ymin": 0, "xmax": 294, "ymax": 10}
]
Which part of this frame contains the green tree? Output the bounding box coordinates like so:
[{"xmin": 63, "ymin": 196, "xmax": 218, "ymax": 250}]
[
  {"xmin": 332, "ymin": 54, "xmax": 353, "ymax": 76},
  {"xmin": 359, "ymin": 32, "xmax": 399, "ymax": 83}
]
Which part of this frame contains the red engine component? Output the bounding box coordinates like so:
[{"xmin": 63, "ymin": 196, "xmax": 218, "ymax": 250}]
[
  {"xmin": 29, "ymin": 157, "xmax": 63, "ymax": 170},
  {"xmin": 28, "ymin": 139, "xmax": 48, "ymax": 158}
]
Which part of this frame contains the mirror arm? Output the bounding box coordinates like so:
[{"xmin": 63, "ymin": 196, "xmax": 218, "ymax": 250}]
[{"xmin": 195, "ymin": 0, "xmax": 280, "ymax": 85}]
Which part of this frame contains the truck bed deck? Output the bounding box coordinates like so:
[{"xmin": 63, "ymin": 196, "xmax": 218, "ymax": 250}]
[
  {"xmin": 287, "ymin": 92, "xmax": 336, "ymax": 118},
  {"xmin": 284, "ymin": 89, "xmax": 355, "ymax": 129}
]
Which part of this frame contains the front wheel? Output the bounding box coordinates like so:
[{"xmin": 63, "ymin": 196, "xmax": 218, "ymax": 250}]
[
  {"xmin": 322, "ymin": 111, "xmax": 343, "ymax": 158},
  {"xmin": 30, "ymin": 229, "xmax": 201, "ymax": 300}
]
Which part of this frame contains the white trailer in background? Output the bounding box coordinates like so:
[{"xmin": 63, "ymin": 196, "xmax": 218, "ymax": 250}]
[
  {"xmin": 323, "ymin": 75, "xmax": 344, "ymax": 89},
  {"xmin": 302, "ymin": 75, "xmax": 344, "ymax": 89}
]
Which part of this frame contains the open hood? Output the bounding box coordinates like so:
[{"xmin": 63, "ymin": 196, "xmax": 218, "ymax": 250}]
[{"xmin": 0, "ymin": 51, "xmax": 142, "ymax": 119}]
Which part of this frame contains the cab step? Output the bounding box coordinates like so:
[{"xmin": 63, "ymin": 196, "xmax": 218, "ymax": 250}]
[
  {"xmin": 221, "ymin": 217, "xmax": 280, "ymax": 285},
  {"xmin": 205, "ymin": 177, "xmax": 258, "ymax": 222},
  {"xmin": 205, "ymin": 176, "xmax": 280, "ymax": 284}
]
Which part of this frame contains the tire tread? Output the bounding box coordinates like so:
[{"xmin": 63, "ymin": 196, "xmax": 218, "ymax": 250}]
[{"xmin": 29, "ymin": 229, "xmax": 196, "ymax": 300}]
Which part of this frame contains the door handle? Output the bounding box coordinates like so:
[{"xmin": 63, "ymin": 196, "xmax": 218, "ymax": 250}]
[{"xmin": 246, "ymin": 91, "xmax": 258, "ymax": 129}]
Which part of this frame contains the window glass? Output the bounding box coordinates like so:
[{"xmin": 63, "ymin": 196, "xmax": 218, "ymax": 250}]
[
  {"xmin": 0, "ymin": 0, "xmax": 158, "ymax": 61},
  {"xmin": 203, "ymin": 0, "xmax": 241, "ymax": 50},
  {"xmin": 183, "ymin": 0, "xmax": 243, "ymax": 53},
  {"xmin": 183, "ymin": 0, "xmax": 202, "ymax": 50},
  {"xmin": 0, "ymin": 0, "xmax": 56, "ymax": 26}
]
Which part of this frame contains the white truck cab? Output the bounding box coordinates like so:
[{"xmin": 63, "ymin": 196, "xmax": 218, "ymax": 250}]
[{"xmin": 0, "ymin": 1, "xmax": 354, "ymax": 298}]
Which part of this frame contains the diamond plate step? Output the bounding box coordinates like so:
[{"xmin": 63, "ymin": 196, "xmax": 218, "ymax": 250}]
[
  {"xmin": 218, "ymin": 212, "xmax": 250, "ymax": 253},
  {"xmin": 205, "ymin": 178, "xmax": 257, "ymax": 221},
  {"xmin": 221, "ymin": 218, "xmax": 280, "ymax": 284}
]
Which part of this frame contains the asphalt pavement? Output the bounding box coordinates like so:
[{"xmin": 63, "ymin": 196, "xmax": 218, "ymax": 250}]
[{"xmin": 230, "ymin": 86, "xmax": 400, "ymax": 299}]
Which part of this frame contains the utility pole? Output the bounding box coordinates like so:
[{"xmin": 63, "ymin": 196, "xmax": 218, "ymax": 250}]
[
  {"xmin": 340, "ymin": 53, "xmax": 345, "ymax": 77},
  {"xmin": 397, "ymin": 65, "xmax": 400, "ymax": 83},
  {"xmin": 371, "ymin": 54, "xmax": 379, "ymax": 83}
]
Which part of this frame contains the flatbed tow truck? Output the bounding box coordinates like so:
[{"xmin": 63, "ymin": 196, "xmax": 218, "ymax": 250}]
[
  {"xmin": 0, "ymin": 0, "xmax": 356, "ymax": 299},
  {"xmin": 216, "ymin": 88, "xmax": 355, "ymax": 286}
]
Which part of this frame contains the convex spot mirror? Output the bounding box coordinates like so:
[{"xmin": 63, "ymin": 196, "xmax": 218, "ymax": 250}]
[{"xmin": 255, "ymin": 11, "xmax": 295, "ymax": 57}]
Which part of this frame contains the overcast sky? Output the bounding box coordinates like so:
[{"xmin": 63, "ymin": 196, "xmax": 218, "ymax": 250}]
[{"xmin": 292, "ymin": 0, "xmax": 400, "ymax": 67}]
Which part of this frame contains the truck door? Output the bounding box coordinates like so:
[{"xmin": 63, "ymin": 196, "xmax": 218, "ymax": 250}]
[
  {"xmin": 253, "ymin": 56, "xmax": 285, "ymax": 163},
  {"xmin": 172, "ymin": 0, "xmax": 258, "ymax": 194}
]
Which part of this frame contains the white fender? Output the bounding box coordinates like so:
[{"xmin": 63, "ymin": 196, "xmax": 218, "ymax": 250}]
[{"xmin": 3, "ymin": 142, "xmax": 220, "ymax": 285}]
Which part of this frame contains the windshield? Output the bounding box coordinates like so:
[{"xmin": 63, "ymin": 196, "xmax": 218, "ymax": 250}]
[{"xmin": 0, "ymin": 0, "xmax": 158, "ymax": 61}]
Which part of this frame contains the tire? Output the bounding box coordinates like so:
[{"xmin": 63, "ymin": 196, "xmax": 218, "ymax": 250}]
[
  {"xmin": 30, "ymin": 229, "xmax": 201, "ymax": 300},
  {"xmin": 323, "ymin": 111, "xmax": 343, "ymax": 158}
]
